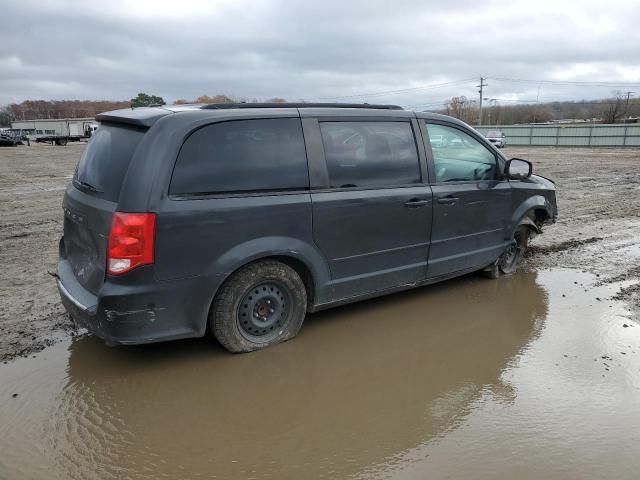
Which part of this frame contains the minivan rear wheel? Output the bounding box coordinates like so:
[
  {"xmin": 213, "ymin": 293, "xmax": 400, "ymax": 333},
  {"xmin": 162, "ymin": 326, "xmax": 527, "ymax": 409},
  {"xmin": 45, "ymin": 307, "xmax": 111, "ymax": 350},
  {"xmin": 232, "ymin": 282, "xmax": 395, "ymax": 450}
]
[{"xmin": 210, "ymin": 260, "xmax": 307, "ymax": 353}]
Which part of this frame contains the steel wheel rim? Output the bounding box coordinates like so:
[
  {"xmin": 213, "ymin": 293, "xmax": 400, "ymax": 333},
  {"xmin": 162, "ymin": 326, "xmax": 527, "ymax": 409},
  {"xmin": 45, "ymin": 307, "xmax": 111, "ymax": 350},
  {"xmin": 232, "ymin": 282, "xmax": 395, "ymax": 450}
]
[
  {"xmin": 236, "ymin": 281, "xmax": 291, "ymax": 342},
  {"xmin": 501, "ymin": 230, "xmax": 523, "ymax": 272}
]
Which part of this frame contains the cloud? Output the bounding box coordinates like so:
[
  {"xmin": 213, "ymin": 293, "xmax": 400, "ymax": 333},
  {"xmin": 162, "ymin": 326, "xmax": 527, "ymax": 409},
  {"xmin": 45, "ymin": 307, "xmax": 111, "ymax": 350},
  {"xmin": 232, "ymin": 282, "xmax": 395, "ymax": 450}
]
[{"xmin": 1, "ymin": 0, "xmax": 639, "ymax": 107}]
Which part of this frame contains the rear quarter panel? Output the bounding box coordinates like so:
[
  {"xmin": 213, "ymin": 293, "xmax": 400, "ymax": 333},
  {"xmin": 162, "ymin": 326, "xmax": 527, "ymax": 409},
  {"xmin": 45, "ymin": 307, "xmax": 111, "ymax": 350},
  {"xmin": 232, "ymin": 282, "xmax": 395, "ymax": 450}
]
[
  {"xmin": 153, "ymin": 193, "xmax": 327, "ymax": 283},
  {"xmin": 131, "ymin": 110, "xmax": 332, "ymax": 305}
]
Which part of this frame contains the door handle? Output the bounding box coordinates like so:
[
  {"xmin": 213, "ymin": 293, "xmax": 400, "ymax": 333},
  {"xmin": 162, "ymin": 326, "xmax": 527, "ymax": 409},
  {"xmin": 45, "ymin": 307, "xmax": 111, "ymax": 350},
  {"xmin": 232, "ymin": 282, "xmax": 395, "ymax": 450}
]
[
  {"xmin": 436, "ymin": 196, "xmax": 459, "ymax": 205},
  {"xmin": 404, "ymin": 198, "xmax": 431, "ymax": 208}
]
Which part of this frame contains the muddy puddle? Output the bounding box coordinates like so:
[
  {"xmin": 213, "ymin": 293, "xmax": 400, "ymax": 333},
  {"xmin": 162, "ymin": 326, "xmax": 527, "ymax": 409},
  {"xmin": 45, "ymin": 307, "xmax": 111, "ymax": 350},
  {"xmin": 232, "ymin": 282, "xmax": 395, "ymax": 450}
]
[{"xmin": 1, "ymin": 268, "xmax": 639, "ymax": 479}]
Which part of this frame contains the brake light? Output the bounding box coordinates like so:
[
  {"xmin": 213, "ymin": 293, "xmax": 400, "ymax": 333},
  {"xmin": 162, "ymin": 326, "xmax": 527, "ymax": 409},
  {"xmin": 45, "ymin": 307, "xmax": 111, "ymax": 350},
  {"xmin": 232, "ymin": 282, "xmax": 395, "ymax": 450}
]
[{"xmin": 107, "ymin": 212, "xmax": 156, "ymax": 275}]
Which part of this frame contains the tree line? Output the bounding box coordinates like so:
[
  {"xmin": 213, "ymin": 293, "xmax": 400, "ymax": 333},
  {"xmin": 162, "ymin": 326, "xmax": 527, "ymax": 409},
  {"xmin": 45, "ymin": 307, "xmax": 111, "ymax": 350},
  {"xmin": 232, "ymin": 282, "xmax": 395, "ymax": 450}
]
[
  {"xmin": 0, "ymin": 93, "xmax": 290, "ymax": 126},
  {"xmin": 442, "ymin": 93, "xmax": 640, "ymax": 125},
  {"xmin": 2, "ymin": 91, "xmax": 639, "ymax": 127},
  {"xmin": 173, "ymin": 95, "xmax": 287, "ymax": 104}
]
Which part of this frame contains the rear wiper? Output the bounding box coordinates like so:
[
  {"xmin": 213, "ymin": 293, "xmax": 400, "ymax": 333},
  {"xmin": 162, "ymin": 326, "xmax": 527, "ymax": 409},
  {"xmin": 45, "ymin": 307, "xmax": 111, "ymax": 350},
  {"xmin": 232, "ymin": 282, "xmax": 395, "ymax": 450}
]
[{"xmin": 75, "ymin": 179, "xmax": 103, "ymax": 193}]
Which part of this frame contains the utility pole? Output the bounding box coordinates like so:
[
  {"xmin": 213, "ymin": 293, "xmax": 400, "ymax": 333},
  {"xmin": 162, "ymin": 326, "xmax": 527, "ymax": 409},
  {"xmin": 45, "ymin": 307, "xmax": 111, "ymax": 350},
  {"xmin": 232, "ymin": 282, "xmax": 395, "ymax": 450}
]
[
  {"xmin": 623, "ymin": 91, "xmax": 634, "ymax": 119},
  {"xmin": 532, "ymin": 85, "xmax": 541, "ymax": 123},
  {"xmin": 477, "ymin": 77, "xmax": 487, "ymax": 125}
]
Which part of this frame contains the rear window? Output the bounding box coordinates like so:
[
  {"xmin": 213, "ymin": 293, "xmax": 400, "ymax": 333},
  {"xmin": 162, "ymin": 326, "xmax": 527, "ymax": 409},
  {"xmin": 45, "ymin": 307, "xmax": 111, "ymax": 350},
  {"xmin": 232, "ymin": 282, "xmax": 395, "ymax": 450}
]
[
  {"xmin": 170, "ymin": 118, "xmax": 308, "ymax": 196},
  {"xmin": 74, "ymin": 123, "xmax": 145, "ymax": 202}
]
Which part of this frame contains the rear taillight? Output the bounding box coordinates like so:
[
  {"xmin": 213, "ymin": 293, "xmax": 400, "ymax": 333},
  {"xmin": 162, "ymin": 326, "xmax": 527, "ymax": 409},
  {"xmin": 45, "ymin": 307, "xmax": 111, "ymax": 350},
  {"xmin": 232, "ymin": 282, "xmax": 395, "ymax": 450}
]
[{"xmin": 107, "ymin": 212, "xmax": 156, "ymax": 275}]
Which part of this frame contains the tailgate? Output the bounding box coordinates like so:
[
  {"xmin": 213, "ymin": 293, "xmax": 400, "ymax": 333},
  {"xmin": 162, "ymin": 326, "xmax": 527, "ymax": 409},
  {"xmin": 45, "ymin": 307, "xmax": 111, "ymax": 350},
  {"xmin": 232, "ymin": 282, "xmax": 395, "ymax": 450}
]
[
  {"xmin": 62, "ymin": 186, "xmax": 116, "ymax": 294},
  {"xmin": 61, "ymin": 123, "xmax": 146, "ymax": 294}
]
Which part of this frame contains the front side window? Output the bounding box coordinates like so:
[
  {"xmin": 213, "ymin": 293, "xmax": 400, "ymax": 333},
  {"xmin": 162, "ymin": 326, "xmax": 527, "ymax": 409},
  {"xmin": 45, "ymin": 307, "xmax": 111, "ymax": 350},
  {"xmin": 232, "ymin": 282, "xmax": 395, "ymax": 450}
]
[
  {"xmin": 319, "ymin": 121, "xmax": 421, "ymax": 188},
  {"xmin": 426, "ymin": 124, "xmax": 498, "ymax": 183},
  {"xmin": 170, "ymin": 118, "xmax": 308, "ymax": 196}
]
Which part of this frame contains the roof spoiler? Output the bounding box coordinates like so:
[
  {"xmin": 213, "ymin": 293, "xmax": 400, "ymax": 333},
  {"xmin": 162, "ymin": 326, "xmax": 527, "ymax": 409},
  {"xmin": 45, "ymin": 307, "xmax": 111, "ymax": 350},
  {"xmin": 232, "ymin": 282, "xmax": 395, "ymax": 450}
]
[{"xmin": 95, "ymin": 107, "xmax": 173, "ymax": 128}]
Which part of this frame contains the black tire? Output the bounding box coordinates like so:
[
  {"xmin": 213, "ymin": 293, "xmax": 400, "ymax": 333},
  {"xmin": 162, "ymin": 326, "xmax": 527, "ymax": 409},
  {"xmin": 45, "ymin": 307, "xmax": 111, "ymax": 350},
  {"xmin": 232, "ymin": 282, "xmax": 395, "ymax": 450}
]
[
  {"xmin": 210, "ymin": 260, "xmax": 307, "ymax": 353},
  {"xmin": 481, "ymin": 225, "xmax": 530, "ymax": 278}
]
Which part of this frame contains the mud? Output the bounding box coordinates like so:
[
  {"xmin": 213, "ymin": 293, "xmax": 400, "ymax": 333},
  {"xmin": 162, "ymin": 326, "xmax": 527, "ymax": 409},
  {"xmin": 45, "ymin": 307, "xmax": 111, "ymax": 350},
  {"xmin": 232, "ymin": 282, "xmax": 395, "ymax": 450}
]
[
  {"xmin": 509, "ymin": 146, "xmax": 640, "ymax": 314},
  {"xmin": 0, "ymin": 143, "xmax": 79, "ymax": 362},
  {"xmin": 1, "ymin": 269, "xmax": 639, "ymax": 479},
  {"xmin": 1, "ymin": 144, "xmax": 640, "ymax": 478},
  {"xmin": 526, "ymin": 236, "xmax": 602, "ymax": 255},
  {"xmin": 1, "ymin": 144, "xmax": 639, "ymax": 361}
]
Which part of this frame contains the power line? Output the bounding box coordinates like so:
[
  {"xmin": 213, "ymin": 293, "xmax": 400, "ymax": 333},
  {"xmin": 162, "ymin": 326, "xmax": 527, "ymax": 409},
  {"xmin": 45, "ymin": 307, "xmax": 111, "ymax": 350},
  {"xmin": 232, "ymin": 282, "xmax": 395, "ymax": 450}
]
[
  {"xmin": 402, "ymin": 101, "xmax": 449, "ymax": 110},
  {"xmin": 489, "ymin": 76, "xmax": 640, "ymax": 87},
  {"xmin": 307, "ymin": 76, "xmax": 640, "ymax": 104},
  {"xmin": 403, "ymin": 96, "xmax": 638, "ymax": 112},
  {"xmin": 481, "ymin": 97, "xmax": 637, "ymax": 105},
  {"xmin": 308, "ymin": 78, "xmax": 476, "ymax": 101}
]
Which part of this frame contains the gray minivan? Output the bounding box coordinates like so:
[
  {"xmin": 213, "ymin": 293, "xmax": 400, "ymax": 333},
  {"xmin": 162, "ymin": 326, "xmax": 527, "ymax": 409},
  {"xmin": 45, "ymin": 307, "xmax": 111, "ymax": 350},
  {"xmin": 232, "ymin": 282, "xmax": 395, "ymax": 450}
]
[{"xmin": 57, "ymin": 103, "xmax": 557, "ymax": 353}]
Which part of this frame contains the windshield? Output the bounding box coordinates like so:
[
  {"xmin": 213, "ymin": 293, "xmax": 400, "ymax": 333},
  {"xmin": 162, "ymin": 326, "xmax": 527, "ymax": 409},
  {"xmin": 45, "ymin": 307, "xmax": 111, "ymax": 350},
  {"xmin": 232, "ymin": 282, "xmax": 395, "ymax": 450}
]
[{"xmin": 486, "ymin": 131, "xmax": 503, "ymax": 137}]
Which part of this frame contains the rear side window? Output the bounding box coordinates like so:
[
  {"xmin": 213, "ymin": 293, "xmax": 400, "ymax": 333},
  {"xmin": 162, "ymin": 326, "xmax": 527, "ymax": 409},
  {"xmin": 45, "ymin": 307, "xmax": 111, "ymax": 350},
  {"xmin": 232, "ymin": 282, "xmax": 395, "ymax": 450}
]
[
  {"xmin": 170, "ymin": 118, "xmax": 308, "ymax": 196},
  {"xmin": 319, "ymin": 121, "xmax": 421, "ymax": 188},
  {"xmin": 74, "ymin": 123, "xmax": 145, "ymax": 202}
]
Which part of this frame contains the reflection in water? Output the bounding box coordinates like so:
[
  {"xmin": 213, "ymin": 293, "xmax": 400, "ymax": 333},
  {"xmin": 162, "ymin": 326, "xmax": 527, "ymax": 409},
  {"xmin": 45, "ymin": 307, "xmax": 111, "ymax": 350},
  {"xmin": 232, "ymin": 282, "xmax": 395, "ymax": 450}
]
[{"xmin": 43, "ymin": 271, "xmax": 547, "ymax": 479}]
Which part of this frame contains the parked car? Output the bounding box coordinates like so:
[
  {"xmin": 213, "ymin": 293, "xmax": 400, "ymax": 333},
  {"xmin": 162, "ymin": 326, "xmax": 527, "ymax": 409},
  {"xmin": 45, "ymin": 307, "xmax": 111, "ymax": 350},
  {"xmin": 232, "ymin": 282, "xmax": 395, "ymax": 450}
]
[
  {"xmin": 56, "ymin": 103, "xmax": 557, "ymax": 353},
  {"xmin": 0, "ymin": 129, "xmax": 18, "ymax": 147},
  {"xmin": 485, "ymin": 130, "xmax": 506, "ymax": 148}
]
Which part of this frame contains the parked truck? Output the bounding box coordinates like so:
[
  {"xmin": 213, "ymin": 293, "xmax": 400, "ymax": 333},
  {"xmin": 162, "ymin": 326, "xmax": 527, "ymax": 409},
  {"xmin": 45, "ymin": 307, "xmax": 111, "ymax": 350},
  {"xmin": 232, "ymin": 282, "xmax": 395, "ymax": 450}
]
[{"xmin": 10, "ymin": 118, "xmax": 99, "ymax": 146}]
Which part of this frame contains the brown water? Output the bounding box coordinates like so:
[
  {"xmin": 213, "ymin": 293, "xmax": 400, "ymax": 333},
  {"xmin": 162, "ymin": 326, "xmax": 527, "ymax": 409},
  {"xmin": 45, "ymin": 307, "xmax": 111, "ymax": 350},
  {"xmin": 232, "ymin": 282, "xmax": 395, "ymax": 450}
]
[{"xmin": 1, "ymin": 269, "xmax": 639, "ymax": 479}]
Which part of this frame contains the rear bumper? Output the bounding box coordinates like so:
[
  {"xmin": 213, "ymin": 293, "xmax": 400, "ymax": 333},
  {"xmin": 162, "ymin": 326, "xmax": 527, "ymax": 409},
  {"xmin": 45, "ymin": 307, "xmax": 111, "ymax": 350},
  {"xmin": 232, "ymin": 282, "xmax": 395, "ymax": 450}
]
[{"xmin": 57, "ymin": 253, "xmax": 222, "ymax": 346}]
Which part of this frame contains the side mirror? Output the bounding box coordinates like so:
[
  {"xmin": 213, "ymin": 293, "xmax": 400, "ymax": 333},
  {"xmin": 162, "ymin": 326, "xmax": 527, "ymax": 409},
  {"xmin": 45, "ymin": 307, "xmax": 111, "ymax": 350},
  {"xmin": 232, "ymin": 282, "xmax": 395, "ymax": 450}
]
[{"xmin": 505, "ymin": 158, "xmax": 532, "ymax": 180}]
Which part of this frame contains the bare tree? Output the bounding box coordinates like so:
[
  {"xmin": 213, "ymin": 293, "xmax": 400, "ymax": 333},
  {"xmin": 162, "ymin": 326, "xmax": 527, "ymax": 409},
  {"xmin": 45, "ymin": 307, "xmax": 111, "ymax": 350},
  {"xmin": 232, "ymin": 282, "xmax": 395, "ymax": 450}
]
[
  {"xmin": 446, "ymin": 96, "xmax": 478, "ymax": 124},
  {"xmin": 601, "ymin": 91, "xmax": 625, "ymax": 124},
  {"xmin": 194, "ymin": 95, "xmax": 236, "ymax": 104}
]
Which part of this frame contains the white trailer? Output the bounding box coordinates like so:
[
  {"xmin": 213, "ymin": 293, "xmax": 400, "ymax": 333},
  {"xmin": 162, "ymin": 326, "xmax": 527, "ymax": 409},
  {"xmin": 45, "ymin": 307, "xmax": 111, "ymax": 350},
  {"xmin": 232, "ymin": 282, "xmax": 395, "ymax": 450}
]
[{"xmin": 10, "ymin": 118, "xmax": 98, "ymax": 145}]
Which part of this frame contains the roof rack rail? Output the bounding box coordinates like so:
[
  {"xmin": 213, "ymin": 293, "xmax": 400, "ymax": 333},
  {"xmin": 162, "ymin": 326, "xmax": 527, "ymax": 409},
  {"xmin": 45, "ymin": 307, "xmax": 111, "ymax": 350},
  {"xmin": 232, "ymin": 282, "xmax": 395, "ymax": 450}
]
[{"xmin": 201, "ymin": 102, "xmax": 404, "ymax": 110}]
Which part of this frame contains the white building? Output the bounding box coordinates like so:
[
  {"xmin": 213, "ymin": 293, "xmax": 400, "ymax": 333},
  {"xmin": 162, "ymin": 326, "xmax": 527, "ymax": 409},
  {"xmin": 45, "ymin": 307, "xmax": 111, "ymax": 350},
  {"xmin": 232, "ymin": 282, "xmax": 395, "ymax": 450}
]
[{"xmin": 11, "ymin": 118, "xmax": 98, "ymax": 139}]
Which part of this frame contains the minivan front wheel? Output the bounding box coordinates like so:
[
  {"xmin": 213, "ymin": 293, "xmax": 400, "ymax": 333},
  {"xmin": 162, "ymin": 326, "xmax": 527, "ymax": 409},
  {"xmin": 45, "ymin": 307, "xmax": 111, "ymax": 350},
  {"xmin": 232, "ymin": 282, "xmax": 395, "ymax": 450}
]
[
  {"xmin": 482, "ymin": 225, "xmax": 530, "ymax": 278},
  {"xmin": 211, "ymin": 260, "xmax": 307, "ymax": 353}
]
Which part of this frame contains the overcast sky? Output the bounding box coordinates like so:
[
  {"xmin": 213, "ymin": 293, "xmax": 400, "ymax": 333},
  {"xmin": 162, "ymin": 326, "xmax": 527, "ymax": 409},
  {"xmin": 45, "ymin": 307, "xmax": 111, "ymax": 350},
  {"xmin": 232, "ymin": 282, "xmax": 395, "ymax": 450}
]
[{"xmin": 2, "ymin": 0, "xmax": 640, "ymax": 108}]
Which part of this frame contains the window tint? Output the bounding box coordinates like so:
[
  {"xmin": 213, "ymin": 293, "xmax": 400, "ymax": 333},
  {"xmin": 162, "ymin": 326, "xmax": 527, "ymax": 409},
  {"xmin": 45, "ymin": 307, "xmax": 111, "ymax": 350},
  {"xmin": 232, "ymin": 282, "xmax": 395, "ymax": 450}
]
[
  {"xmin": 426, "ymin": 124, "xmax": 497, "ymax": 182},
  {"xmin": 74, "ymin": 123, "xmax": 145, "ymax": 202},
  {"xmin": 319, "ymin": 122, "xmax": 420, "ymax": 188},
  {"xmin": 170, "ymin": 118, "xmax": 308, "ymax": 195}
]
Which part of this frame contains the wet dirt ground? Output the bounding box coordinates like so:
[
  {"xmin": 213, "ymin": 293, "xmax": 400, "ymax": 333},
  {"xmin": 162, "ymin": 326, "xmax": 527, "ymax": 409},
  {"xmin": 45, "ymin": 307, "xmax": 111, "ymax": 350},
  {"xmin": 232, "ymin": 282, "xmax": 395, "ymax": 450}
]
[{"xmin": 1, "ymin": 144, "xmax": 640, "ymax": 479}]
